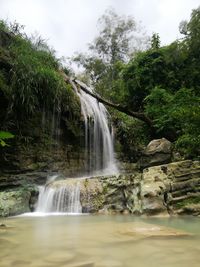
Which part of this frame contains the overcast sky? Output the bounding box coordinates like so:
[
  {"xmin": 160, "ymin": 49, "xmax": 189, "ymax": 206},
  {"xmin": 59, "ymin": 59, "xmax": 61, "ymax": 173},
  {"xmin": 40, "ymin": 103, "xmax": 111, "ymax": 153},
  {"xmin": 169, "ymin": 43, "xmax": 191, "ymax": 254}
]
[{"xmin": 0, "ymin": 0, "xmax": 199, "ymax": 60}]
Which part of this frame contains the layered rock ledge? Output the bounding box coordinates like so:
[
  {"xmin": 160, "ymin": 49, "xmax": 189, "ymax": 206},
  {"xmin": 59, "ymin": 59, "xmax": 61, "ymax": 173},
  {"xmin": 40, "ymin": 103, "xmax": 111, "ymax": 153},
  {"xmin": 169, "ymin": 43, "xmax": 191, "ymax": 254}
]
[
  {"xmin": 45, "ymin": 160, "xmax": 200, "ymax": 216},
  {"xmin": 0, "ymin": 160, "xmax": 200, "ymax": 217}
]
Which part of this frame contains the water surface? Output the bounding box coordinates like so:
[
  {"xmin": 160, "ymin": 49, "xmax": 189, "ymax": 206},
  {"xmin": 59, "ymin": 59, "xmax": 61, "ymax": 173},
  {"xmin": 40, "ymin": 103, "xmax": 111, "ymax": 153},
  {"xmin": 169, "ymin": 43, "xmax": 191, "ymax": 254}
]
[{"xmin": 0, "ymin": 215, "xmax": 200, "ymax": 267}]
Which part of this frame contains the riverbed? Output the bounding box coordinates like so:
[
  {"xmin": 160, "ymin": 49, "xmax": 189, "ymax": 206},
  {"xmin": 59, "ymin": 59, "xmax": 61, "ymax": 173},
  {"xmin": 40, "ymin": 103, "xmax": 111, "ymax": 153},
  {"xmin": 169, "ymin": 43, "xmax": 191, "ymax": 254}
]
[{"xmin": 0, "ymin": 214, "xmax": 200, "ymax": 267}]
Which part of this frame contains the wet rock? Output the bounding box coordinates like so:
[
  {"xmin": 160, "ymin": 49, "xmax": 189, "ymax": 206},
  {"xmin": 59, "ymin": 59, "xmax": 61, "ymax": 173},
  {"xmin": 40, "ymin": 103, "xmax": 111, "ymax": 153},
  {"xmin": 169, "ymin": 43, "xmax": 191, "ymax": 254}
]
[
  {"xmin": 1, "ymin": 157, "xmax": 200, "ymax": 217},
  {"xmin": 49, "ymin": 173, "xmax": 142, "ymax": 215},
  {"xmin": 141, "ymin": 165, "xmax": 169, "ymax": 215},
  {"xmin": 119, "ymin": 222, "xmax": 192, "ymax": 238},
  {"xmin": 0, "ymin": 188, "xmax": 32, "ymax": 216},
  {"xmin": 177, "ymin": 204, "xmax": 200, "ymax": 216},
  {"xmin": 140, "ymin": 160, "xmax": 200, "ymax": 216},
  {"xmin": 43, "ymin": 160, "xmax": 200, "ymax": 216}
]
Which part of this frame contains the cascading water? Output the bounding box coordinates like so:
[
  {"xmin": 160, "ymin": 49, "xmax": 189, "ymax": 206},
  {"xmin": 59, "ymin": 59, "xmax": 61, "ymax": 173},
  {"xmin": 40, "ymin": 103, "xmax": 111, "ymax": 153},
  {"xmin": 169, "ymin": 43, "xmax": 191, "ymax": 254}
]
[
  {"xmin": 36, "ymin": 178, "xmax": 82, "ymax": 214},
  {"xmin": 72, "ymin": 79, "xmax": 118, "ymax": 175},
  {"xmin": 35, "ymin": 79, "xmax": 118, "ymax": 214}
]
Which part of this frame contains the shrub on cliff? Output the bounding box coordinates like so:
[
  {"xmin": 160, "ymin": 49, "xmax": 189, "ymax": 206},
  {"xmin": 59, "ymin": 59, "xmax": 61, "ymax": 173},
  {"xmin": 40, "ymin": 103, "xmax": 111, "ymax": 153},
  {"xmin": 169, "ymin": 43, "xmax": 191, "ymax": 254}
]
[{"xmin": 0, "ymin": 20, "xmax": 81, "ymax": 141}]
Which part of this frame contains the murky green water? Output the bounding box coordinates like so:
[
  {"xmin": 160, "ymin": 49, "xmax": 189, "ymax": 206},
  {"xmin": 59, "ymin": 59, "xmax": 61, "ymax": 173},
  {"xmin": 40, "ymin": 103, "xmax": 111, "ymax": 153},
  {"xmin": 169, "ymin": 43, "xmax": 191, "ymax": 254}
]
[{"xmin": 0, "ymin": 214, "xmax": 200, "ymax": 267}]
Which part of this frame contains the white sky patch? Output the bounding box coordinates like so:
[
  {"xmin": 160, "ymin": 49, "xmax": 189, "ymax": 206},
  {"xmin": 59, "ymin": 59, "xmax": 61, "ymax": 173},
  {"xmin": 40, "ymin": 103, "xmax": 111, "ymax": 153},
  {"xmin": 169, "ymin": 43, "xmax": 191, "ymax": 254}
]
[{"xmin": 0, "ymin": 0, "xmax": 199, "ymax": 60}]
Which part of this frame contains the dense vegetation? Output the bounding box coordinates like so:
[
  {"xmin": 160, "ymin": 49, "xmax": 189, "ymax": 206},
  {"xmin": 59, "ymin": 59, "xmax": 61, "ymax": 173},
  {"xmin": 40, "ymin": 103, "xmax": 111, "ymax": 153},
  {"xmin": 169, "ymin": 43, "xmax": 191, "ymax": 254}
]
[
  {"xmin": 0, "ymin": 7, "xmax": 199, "ymax": 161},
  {"xmin": 0, "ymin": 21, "xmax": 81, "ymax": 149},
  {"xmin": 73, "ymin": 7, "xmax": 200, "ymax": 159}
]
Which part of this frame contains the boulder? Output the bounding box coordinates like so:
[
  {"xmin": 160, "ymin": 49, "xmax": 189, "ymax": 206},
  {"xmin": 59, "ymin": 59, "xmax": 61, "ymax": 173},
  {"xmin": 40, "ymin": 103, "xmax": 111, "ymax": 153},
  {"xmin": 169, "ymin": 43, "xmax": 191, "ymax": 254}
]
[
  {"xmin": 0, "ymin": 189, "xmax": 31, "ymax": 217},
  {"xmin": 140, "ymin": 160, "xmax": 200, "ymax": 216},
  {"xmin": 138, "ymin": 138, "xmax": 172, "ymax": 169},
  {"xmin": 141, "ymin": 165, "xmax": 169, "ymax": 215},
  {"xmin": 0, "ymin": 186, "xmax": 38, "ymax": 217},
  {"xmin": 45, "ymin": 173, "xmax": 142, "ymax": 215}
]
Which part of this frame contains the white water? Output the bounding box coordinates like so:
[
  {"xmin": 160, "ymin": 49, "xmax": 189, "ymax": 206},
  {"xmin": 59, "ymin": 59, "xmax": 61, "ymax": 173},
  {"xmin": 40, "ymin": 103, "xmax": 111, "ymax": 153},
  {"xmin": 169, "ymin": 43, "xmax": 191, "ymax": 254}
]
[
  {"xmin": 36, "ymin": 80, "xmax": 118, "ymax": 214},
  {"xmin": 72, "ymin": 79, "xmax": 118, "ymax": 175},
  {"xmin": 36, "ymin": 182, "xmax": 82, "ymax": 213}
]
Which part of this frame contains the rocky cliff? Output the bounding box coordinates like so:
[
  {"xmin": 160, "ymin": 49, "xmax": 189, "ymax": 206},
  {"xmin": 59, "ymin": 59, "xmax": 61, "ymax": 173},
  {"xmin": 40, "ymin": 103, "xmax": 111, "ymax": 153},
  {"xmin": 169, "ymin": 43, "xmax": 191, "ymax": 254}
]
[
  {"xmin": 35, "ymin": 159, "xmax": 200, "ymax": 217},
  {"xmin": 1, "ymin": 136, "xmax": 200, "ymax": 217},
  {"xmin": 82, "ymin": 160, "xmax": 200, "ymax": 216}
]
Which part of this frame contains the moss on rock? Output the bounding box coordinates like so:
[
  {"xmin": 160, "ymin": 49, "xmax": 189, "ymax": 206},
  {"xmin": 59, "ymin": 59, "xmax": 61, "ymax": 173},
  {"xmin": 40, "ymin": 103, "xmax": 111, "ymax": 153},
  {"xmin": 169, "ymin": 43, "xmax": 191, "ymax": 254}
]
[{"xmin": 0, "ymin": 185, "xmax": 38, "ymax": 217}]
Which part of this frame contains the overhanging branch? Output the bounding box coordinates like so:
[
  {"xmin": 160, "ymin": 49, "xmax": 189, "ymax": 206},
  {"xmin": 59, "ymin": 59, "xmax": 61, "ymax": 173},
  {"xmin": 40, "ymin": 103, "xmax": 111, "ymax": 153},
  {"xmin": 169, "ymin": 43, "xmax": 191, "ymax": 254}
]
[{"xmin": 62, "ymin": 72, "xmax": 155, "ymax": 131}]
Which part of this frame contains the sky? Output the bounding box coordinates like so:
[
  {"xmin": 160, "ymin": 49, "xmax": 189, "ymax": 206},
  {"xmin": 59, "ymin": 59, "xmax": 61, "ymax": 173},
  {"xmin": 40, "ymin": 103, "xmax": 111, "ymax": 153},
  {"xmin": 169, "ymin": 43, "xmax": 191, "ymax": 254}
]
[{"xmin": 0, "ymin": 0, "xmax": 199, "ymax": 61}]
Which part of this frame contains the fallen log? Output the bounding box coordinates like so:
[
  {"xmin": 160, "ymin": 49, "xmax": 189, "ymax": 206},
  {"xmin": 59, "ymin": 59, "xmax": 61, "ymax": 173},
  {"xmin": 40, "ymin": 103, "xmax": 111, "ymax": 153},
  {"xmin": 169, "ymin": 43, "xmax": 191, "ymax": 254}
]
[{"xmin": 62, "ymin": 72, "xmax": 155, "ymax": 132}]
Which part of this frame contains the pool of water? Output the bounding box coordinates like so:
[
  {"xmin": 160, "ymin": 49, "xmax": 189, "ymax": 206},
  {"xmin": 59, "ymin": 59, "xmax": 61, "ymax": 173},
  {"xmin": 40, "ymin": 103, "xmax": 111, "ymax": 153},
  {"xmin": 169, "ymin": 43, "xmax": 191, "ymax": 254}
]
[{"xmin": 0, "ymin": 214, "xmax": 200, "ymax": 267}]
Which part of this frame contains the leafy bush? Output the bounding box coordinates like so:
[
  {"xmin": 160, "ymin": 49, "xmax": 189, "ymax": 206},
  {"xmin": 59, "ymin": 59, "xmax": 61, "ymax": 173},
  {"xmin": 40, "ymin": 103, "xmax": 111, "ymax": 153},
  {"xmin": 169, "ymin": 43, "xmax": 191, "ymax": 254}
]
[
  {"xmin": 145, "ymin": 87, "xmax": 200, "ymax": 158},
  {"xmin": 0, "ymin": 20, "xmax": 80, "ymax": 132},
  {"xmin": 0, "ymin": 131, "xmax": 14, "ymax": 146}
]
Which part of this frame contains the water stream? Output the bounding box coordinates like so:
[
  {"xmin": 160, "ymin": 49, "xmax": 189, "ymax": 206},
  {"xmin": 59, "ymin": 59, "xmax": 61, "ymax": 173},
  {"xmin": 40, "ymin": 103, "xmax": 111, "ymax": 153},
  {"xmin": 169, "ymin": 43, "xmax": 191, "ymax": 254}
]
[
  {"xmin": 36, "ymin": 180, "xmax": 82, "ymax": 214},
  {"xmin": 37, "ymin": 80, "xmax": 118, "ymax": 214},
  {"xmin": 71, "ymin": 79, "xmax": 118, "ymax": 176}
]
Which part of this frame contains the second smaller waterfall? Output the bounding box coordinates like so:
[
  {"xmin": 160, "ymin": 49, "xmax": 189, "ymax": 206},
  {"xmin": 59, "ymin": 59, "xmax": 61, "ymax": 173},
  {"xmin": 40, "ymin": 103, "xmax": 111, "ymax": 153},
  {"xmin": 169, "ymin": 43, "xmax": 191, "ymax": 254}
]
[{"xmin": 36, "ymin": 179, "xmax": 82, "ymax": 214}]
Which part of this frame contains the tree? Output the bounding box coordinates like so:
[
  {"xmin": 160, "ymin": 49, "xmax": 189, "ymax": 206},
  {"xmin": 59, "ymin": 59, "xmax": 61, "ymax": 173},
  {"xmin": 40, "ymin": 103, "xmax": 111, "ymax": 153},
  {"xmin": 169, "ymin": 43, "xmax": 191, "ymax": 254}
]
[
  {"xmin": 73, "ymin": 9, "xmax": 149, "ymax": 101},
  {"xmin": 145, "ymin": 87, "xmax": 200, "ymax": 157},
  {"xmin": 151, "ymin": 33, "xmax": 160, "ymax": 49},
  {"xmin": 71, "ymin": 7, "xmax": 200, "ymax": 159},
  {"xmin": 185, "ymin": 6, "xmax": 200, "ymax": 56},
  {"xmin": 0, "ymin": 19, "xmax": 81, "ymax": 143},
  {"xmin": 89, "ymin": 9, "xmax": 137, "ymax": 64},
  {"xmin": 178, "ymin": 7, "xmax": 200, "ymax": 95}
]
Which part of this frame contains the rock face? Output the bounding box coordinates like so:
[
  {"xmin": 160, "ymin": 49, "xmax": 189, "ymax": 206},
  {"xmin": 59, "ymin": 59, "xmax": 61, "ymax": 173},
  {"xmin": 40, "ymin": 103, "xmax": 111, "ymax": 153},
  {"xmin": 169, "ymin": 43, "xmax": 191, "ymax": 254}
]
[
  {"xmin": 1, "ymin": 159, "xmax": 200, "ymax": 217},
  {"xmin": 141, "ymin": 166, "xmax": 169, "ymax": 215},
  {"xmin": 46, "ymin": 173, "xmax": 142, "ymax": 214},
  {"xmin": 0, "ymin": 144, "xmax": 85, "ymax": 188},
  {"xmin": 79, "ymin": 173, "xmax": 142, "ymax": 214},
  {"xmin": 141, "ymin": 160, "xmax": 200, "ymax": 216},
  {"xmin": 0, "ymin": 187, "xmax": 38, "ymax": 217},
  {"xmin": 166, "ymin": 160, "xmax": 200, "ymax": 215},
  {"xmin": 0, "ymin": 142, "xmax": 85, "ymax": 217},
  {"xmin": 78, "ymin": 160, "xmax": 200, "ymax": 216},
  {"xmin": 139, "ymin": 138, "xmax": 172, "ymax": 169}
]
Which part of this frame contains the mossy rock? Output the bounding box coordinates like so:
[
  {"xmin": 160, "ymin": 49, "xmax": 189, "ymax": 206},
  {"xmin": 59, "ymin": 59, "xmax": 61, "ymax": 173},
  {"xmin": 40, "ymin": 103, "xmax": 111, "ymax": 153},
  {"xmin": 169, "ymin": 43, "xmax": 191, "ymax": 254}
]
[{"xmin": 0, "ymin": 188, "xmax": 31, "ymax": 217}]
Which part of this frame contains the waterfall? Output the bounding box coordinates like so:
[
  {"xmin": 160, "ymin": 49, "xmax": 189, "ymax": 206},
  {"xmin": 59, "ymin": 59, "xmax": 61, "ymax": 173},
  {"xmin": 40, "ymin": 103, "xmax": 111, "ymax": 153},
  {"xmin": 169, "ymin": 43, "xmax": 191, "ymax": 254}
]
[
  {"xmin": 36, "ymin": 179, "xmax": 82, "ymax": 214},
  {"xmin": 72, "ymin": 79, "xmax": 118, "ymax": 175},
  {"xmin": 35, "ymin": 80, "xmax": 118, "ymax": 214}
]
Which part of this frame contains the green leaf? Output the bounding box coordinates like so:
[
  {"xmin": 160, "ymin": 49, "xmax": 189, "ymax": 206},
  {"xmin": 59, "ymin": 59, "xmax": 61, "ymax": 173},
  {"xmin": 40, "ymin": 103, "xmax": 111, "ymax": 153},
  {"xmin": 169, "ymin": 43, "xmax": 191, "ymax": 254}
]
[
  {"xmin": 0, "ymin": 140, "xmax": 7, "ymax": 147},
  {"xmin": 0, "ymin": 131, "xmax": 14, "ymax": 139}
]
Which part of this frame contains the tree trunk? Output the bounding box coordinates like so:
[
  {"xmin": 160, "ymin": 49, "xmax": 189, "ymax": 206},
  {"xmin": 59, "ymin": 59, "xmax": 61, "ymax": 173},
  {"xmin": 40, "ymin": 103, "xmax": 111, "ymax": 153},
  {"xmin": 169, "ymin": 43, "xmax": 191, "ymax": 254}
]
[{"xmin": 62, "ymin": 72, "xmax": 155, "ymax": 133}]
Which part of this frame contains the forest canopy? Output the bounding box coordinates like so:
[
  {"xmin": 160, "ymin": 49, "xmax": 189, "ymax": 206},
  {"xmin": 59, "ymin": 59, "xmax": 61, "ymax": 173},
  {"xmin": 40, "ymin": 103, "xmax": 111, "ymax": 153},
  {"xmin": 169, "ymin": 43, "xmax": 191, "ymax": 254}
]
[
  {"xmin": 73, "ymin": 7, "xmax": 200, "ymax": 159},
  {"xmin": 0, "ymin": 7, "xmax": 200, "ymax": 159}
]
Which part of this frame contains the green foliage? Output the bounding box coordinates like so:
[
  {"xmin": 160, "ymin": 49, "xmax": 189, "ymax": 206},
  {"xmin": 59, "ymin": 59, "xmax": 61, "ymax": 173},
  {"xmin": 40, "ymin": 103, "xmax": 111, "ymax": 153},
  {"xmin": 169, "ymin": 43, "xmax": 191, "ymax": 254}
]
[
  {"xmin": 118, "ymin": 7, "xmax": 200, "ymax": 158},
  {"xmin": 186, "ymin": 7, "xmax": 200, "ymax": 57},
  {"xmin": 0, "ymin": 19, "xmax": 82, "ymax": 147},
  {"xmin": 122, "ymin": 41, "xmax": 188, "ymax": 111},
  {"xmin": 72, "ymin": 7, "xmax": 200, "ymax": 159},
  {"xmin": 175, "ymin": 196, "xmax": 200, "ymax": 209},
  {"xmin": 113, "ymin": 111, "xmax": 150, "ymax": 161},
  {"xmin": 1, "ymin": 6, "xmax": 200, "ymax": 161},
  {"xmin": 0, "ymin": 131, "xmax": 14, "ymax": 146},
  {"xmin": 8, "ymin": 29, "xmax": 63, "ymax": 115},
  {"xmin": 72, "ymin": 9, "xmax": 149, "ymax": 103},
  {"xmin": 90, "ymin": 8, "xmax": 138, "ymax": 64},
  {"xmin": 151, "ymin": 33, "xmax": 160, "ymax": 49},
  {"xmin": 178, "ymin": 7, "xmax": 200, "ymax": 94},
  {"xmin": 0, "ymin": 20, "xmax": 76, "ymax": 120},
  {"xmin": 145, "ymin": 87, "xmax": 200, "ymax": 158},
  {"xmin": 144, "ymin": 87, "xmax": 174, "ymax": 130}
]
